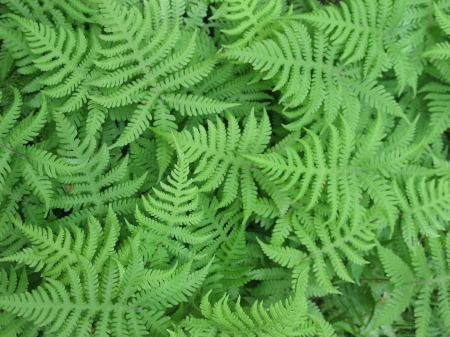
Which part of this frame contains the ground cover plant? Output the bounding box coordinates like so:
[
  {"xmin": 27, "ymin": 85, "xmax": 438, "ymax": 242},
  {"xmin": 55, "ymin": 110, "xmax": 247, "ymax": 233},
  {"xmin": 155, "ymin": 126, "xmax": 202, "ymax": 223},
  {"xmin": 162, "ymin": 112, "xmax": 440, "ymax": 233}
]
[{"xmin": 1, "ymin": 0, "xmax": 450, "ymax": 335}]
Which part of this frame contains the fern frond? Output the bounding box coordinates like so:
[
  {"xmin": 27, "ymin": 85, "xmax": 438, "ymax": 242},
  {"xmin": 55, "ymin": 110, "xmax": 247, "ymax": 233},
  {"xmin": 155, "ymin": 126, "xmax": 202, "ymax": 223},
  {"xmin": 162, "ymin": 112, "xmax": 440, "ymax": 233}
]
[
  {"xmin": 133, "ymin": 138, "xmax": 208, "ymax": 262},
  {"xmin": 423, "ymin": 42, "xmax": 450, "ymax": 60},
  {"xmin": 1, "ymin": 0, "xmax": 449, "ymax": 335},
  {"xmin": 141, "ymin": 140, "xmax": 202, "ymax": 226},
  {"xmin": 0, "ymin": 206, "xmax": 214, "ymax": 336},
  {"xmin": 1, "ymin": 0, "xmax": 94, "ymax": 24},
  {"xmin": 0, "ymin": 266, "xmax": 28, "ymax": 296},
  {"xmin": 290, "ymin": 207, "xmax": 376, "ymax": 293},
  {"xmin": 310, "ymin": 314, "xmax": 337, "ymax": 337},
  {"xmin": 0, "ymin": 162, "xmax": 26, "ymax": 249},
  {"xmin": 52, "ymin": 109, "xmax": 95, "ymax": 163},
  {"xmin": 180, "ymin": 265, "xmax": 310, "ymax": 336},
  {"xmin": 393, "ymin": 178, "xmax": 450, "ymax": 248},
  {"xmin": 4, "ymin": 13, "xmax": 94, "ymax": 102},
  {"xmin": 258, "ymin": 238, "xmax": 306, "ymax": 269},
  {"xmin": 223, "ymin": 21, "xmax": 406, "ymax": 122},
  {"xmin": 0, "ymin": 93, "xmax": 47, "ymax": 213},
  {"xmin": 24, "ymin": 146, "xmax": 86, "ymax": 178},
  {"xmin": 434, "ymin": 234, "xmax": 450, "ymax": 328},
  {"xmin": 371, "ymin": 232, "xmax": 450, "ymax": 334},
  {"xmin": 20, "ymin": 160, "xmax": 52, "ymax": 215},
  {"xmin": 374, "ymin": 245, "xmax": 416, "ymax": 328},
  {"xmin": 1, "ymin": 208, "xmax": 113, "ymax": 278},
  {"xmin": 0, "ymin": 86, "xmax": 22, "ymax": 140},
  {"xmin": 214, "ymin": 0, "xmax": 283, "ymax": 48},
  {"xmin": 164, "ymin": 93, "xmax": 239, "ymax": 116},
  {"xmin": 0, "ymin": 19, "xmax": 39, "ymax": 75},
  {"xmin": 0, "ymin": 87, "xmax": 23, "ymax": 189},
  {"xmin": 8, "ymin": 96, "xmax": 47, "ymax": 149},
  {"xmin": 242, "ymin": 113, "xmax": 403, "ymax": 226},
  {"xmin": 157, "ymin": 57, "xmax": 217, "ymax": 92},
  {"xmin": 0, "ymin": 259, "xmax": 144, "ymax": 336},
  {"xmin": 135, "ymin": 258, "xmax": 213, "ymax": 310},
  {"xmin": 297, "ymin": 0, "xmax": 417, "ymax": 93},
  {"xmin": 240, "ymin": 118, "xmax": 353, "ymax": 216},
  {"xmin": 48, "ymin": 141, "xmax": 146, "ymax": 224},
  {"xmin": 0, "ymin": 266, "xmax": 37, "ymax": 337},
  {"xmin": 412, "ymin": 244, "xmax": 433, "ymax": 337},
  {"xmin": 152, "ymin": 102, "xmax": 177, "ymax": 180},
  {"xmin": 159, "ymin": 110, "xmax": 272, "ymax": 219},
  {"xmin": 88, "ymin": 0, "xmax": 221, "ymax": 147},
  {"xmin": 435, "ymin": 3, "xmax": 450, "ymax": 36},
  {"xmin": 214, "ymin": 224, "xmax": 253, "ymax": 297},
  {"xmin": 420, "ymin": 82, "xmax": 450, "ymax": 144},
  {"xmin": 184, "ymin": 1, "xmax": 208, "ymax": 31}
]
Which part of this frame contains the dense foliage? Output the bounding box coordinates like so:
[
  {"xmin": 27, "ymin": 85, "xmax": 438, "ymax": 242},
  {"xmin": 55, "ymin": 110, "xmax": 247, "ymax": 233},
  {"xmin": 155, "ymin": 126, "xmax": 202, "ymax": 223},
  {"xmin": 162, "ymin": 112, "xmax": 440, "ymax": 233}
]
[{"xmin": 1, "ymin": 0, "xmax": 450, "ymax": 335}]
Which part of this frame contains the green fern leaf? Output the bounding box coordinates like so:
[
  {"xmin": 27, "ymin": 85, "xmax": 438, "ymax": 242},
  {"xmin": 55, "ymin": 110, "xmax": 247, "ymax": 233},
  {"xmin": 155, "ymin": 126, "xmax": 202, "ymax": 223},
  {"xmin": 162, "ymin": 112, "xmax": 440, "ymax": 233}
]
[
  {"xmin": 164, "ymin": 93, "xmax": 239, "ymax": 116},
  {"xmin": 297, "ymin": 0, "xmax": 417, "ymax": 93},
  {"xmin": 24, "ymin": 146, "xmax": 86, "ymax": 178},
  {"xmin": 214, "ymin": 0, "xmax": 283, "ymax": 48},
  {"xmin": 296, "ymin": 208, "xmax": 376, "ymax": 290},
  {"xmin": 223, "ymin": 21, "xmax": 407, "ymax": 123},
  {"xmin": 374, "ymin": 245, "xmax": 416, "ymax": 328},
  {"xmin": 183, "ymin": 265, "xmax": 310, "ymax": 336},
  {"xmin": 87, "ymin": 0, "xmax": 222, "ymax": 148},
  {"xmin": 393, "ymin": 178, "xmax": 450, "ymax": 248},
  {"xmin": 154, "ymin": 110, "xmax": 280, "ymax": 218},
  {"xmin": 0, "ymin": 207, "xmax": 213, "ymax": 336},
  {"xmin": 214, "ymin": 224, "xmax": 253, "ymax": 297},
  {"xmin": 20, "ymin": 160, "xmax": 52, "ymax": 215},
  {"xmin": 419, "ymin": 82, "xmax": 450, "ymax": 144},
  {"xmin": 133, "ymin": 138, "xmax": 210, "ymax": 262},
  {"xmin": 0, "ymin": 87, "xmax": 23, "ymax": 189},
  {"xmin": 434, "ymin": 3, "xmax": 450, "ymax": 36},
  {"xmin": 4, "ymin": 13, "xmax": 94, "ymax": 104},
  {"xmin": 257, "ymin": 238, "xmax": 306, "ymax": 269},
  {"xmin": 412, "ymin": 245, "xmax": 433, "ymax": 337},
  {"xmin": 241, "ymin": 113, "xmax": 402, "ymax": 227}
]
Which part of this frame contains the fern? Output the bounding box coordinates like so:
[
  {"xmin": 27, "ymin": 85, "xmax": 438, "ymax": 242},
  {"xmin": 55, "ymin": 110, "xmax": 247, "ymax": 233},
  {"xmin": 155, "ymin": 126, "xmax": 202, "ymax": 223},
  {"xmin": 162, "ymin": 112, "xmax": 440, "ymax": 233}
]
[
  {"xmin": 211, "ymin": 0, "xmax": 283, "ymax": 48},
  {"xmin": 241, "ymin": 113, "xmax": 406, "ymax": 227},
  {"xmin": 44, "ymin": 116, "xmax": 147, "ymax": 226},
  {"xmin": 172, "ymin": 265, "xmax": 325, "ymax": 337},
  {"xmin": 373, "ymin": 244, "xmax": 417, "ymax": 328},
  {"xmin": 422, "ymin": 4, "xmax": 450, "ymax": 60},
  {"xmin": 420, "ymin": 6, "xmax": 450, "ymax": 146},
  {"xmin": 154, "ymin": 109, "xmax": 276, "ymax": 220},
  {"xmin": 0, "ymin": 207, "xmax": 212, "ymax": 336},
  {"xmin": 223, "ymin": 21, "xmax": 407, "ymax": 126},
  {"xmin": 131, "ymin": 138, "xmax": 209, "ymax": 262},
  {"xmin": 369, "ymin": 233, "xmax": 450, "ymax": 335},
  {"xmin": 296, "ymin": 0, "xmax": 418, "ymax": 93},
  {"xmin": 0, "ymin": 88, "xmax": 51, "ymax": 220},
  {"xmin": 2, "ymin": 207, "xmax": 118, "ymax": 279},
  {"xmin": 88, "ymin": 0, "xmax": 222, "ymax": 148},
  {"xmin": 213, "ymin": 224, "xmax": 253, "ymax": 299},
  {"xmin": 1, "ymin": 0, "xmax": 450, "ymax": 336},
  {"xmin": 0, "ymin": 266, "xmax": 39, "ymax": 337},
  {"xmin": 258, "ymin": 206, "xmax": 379, "ymax": 294},
  {"xmin": 393, "ymin": 177, "xmax": 450, "ymax": 249},
  {"xmin": 3, "ymin": 12, "xmax": 96, "ymax": 116}
]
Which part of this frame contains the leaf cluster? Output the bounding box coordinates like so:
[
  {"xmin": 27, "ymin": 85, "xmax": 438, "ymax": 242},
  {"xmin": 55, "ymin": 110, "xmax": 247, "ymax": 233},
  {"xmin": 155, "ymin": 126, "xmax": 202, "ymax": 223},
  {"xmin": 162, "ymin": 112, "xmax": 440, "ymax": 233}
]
[{"xmin": 1, "ymin": 0, "xmax": 450, "ymax": 336}]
